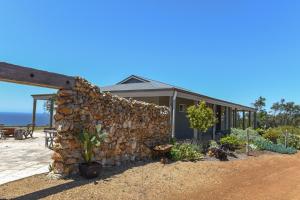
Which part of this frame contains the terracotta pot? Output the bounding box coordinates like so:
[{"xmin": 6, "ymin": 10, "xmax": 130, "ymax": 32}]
[{"xmin": 79, "ymin": 162, "xmax": 101, "ymax": 179}]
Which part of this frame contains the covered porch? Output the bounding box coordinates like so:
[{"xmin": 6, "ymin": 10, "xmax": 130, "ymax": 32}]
[{"xmin": 107, "ymin": 89, "xmax": 257, "ymax": 140}]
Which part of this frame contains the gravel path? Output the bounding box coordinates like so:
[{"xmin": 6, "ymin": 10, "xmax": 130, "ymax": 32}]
[{"xmin": 0, "ymin": 152, "xmax": 299, "ymax": 200}]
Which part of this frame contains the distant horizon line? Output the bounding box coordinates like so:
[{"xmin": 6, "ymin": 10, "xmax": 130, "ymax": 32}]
[{"xmin": 0, "ymin": 111, "xmax": 49, "ymax": 114}]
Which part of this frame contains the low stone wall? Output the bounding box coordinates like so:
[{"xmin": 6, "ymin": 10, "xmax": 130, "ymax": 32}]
[{"xmin": 51, "ymin": 78, "xmax": 171, "ymax": 175}]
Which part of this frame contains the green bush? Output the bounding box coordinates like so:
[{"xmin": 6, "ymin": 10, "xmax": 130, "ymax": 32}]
[
  {"xmin": 277, "ymin": 134, "xmax": 300, "ymax": 150},
  {"xmin": 220, "ymin": 135, "xmax": 243, "ymax": 151},
  {"xmin": 170, "ymin": 143, "xmax": 203, "ymax": 161},
  {"xmin": 263, "ymin": 129, "xmax": 281, "ymax": 143},
  {"xmin": 255, "ymin": 128, "xmax": 267, "ymax": 136},
  {"xmin": 254, "ymin": 140, "xmax": 297, "ymax": 154},
  {"xmin": 187, "ymin": 101, "xmax": 218, "ymax": 132},
  {"xmin": 272, "ymin": 126, "xmax": 300, "ymax": 136},
  {"xmin": 231, "ymin": 128, "xmax": 266, "ymax": 144},
  {"xmin": 209, "ymin": 140, "xmax": 219, "ymax": 149}
]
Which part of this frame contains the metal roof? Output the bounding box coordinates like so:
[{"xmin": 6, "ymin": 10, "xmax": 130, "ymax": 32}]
[
  {"xmin": 101, "ymin": 75, "xmax": 256, "ymax": 111},
  {"xmin": 101, "ymin": 75, "xmax": 194, "ymax": 92}
]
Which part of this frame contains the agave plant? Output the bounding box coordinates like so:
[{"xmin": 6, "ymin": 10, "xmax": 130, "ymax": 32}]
[{"xmin": 78, "ymin": 124, "xmax": 107, "ymax": 164}]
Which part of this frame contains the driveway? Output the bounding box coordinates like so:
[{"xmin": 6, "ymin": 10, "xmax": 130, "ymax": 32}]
[{"xmin": 0, "ymin": 131, "xmax": 52, "ymax": 185}]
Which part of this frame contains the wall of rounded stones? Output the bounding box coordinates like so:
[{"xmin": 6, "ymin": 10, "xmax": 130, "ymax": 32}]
[{"xmin": 51, "ymin": 77, "xmax": 171, "ymax": 175}]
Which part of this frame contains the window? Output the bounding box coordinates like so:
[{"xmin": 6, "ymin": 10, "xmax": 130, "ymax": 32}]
[{"xmin": 179, "ymin": 104, "xmax": 186, "ymax": 112}]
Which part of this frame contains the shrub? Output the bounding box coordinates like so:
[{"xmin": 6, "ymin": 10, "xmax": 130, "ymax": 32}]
[
  {"xmin": 170, "ymin": 143, "xmax": 203, "ymax": 161},
  {"xmin": 277, "ymin": 134, "xmax": 300, "ymax": 150},
  {"xmin": 231, "ymin": 128, "xmax": 266, "ymax": 144},
  {"xmin": 254, "ymin": 140, "xmax": 297, "ymax": 154},
  {"xmin": 256, "ymin": 128, "xmax": 267, "ymax": 136},
  {"xmin": 220, "ymin": 135, "xmax": 243, "ymax": 151},
  {"xmin": 187, "ymin": 101, "xmax": 217, "ymax": 132},
  {"xmin": 276, "ymin": 126, "xmax": 300, "ymax": 136},
  {"xmin": 209, "ymin": 140, "xmax": 219, "ymax": 149},
  {"xmin": 263, "ymin": 129, "xmax": 281, "ymax": 143}
]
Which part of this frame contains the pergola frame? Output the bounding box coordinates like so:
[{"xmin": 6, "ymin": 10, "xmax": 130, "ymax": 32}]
[
  {"xmin": 31, "ymin": 94, "xmax": 56, "ymax": 129},
  {"xmin": 0, "ymin": 62, "xmax": 75, "ymax": 129}
]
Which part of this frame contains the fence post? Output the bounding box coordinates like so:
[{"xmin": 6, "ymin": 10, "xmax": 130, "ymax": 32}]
[
  {"xmin": 246, "ymin": 129, "xmax": 250, "ymax": 156},
  {"xmin": 284, "ymin": 129, "xmax": 288, "ymax": 148}
]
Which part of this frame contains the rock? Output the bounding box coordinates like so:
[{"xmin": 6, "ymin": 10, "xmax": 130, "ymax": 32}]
[
  {"xmin": 58, "ymin": 107, "xmax": 73, "ymax": 115},
  {"xmin": 53, "ymin": 162, "xmax": 64, "ymax": 174},
  {"xmin": 52, "ymin": 152, "xmax": 63, "ymax": 162},
  {"xmin": 65, "ymin": 158, "xmax": 77, "ymax": 165}
]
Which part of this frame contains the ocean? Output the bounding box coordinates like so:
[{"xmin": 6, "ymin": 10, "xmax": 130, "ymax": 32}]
[{"xmin": 0, "ymin": 112, "xmax": 50, "ymax": 126}]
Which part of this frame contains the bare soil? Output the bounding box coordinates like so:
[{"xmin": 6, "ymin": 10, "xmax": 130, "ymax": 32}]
[{"xmin": 0, "ymin": 152, "xmax": 299, "ymax": 200}]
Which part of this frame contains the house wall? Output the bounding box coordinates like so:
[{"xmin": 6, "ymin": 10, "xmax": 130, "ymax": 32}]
[
  {"xmin": 174, "ymin": 98, "xmax": 195, "ymax": 139},
  {"xmin": 52, "ymin": 78, "xmax": 170, "ymax": 175}
]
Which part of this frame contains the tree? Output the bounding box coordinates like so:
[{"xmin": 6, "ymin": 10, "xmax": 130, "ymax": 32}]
[
  {"xmin": 187, "ymin": 101, "xmax": 217, "ymax": 133},
  {"xmin": 252, "ymin": 96, "xmax": 267, "ymax": 128},
  {"xmin": 253, "ymin": 96, "xmax": 266, "ymax": 112},
  {"xmin": 261, "ymin": 97, "xmax": 300, "ymax": 127}
]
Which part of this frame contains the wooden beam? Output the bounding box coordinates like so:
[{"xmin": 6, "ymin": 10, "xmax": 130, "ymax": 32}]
[{"xmin": 0, "ymin": 62, "xmax": 75, "ymax": 89}]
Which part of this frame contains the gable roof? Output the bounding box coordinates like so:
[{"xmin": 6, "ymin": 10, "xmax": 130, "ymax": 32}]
[
  {"xmin": 102, "ymin": 75, "xmax": 193, "ymax": 92},
  {"xmin": 117, "ymin": 75, "xmax": 150, "ymax": 84},
  {"xmin": 101, "ymin": 75, "xmax": 256, "ymax": 111}
]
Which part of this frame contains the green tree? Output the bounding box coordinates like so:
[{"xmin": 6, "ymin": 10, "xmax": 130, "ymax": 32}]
[
  {"xmin": 253, "ymin": 96, "xmax": 266, "ymax": 112},
  {"xmin": 187, "ymin": 101, "xmax": 217, "ymax": 133},
  {"xmin": 252, "ymin": 96, "xmax": 267, "ymax": 128}
]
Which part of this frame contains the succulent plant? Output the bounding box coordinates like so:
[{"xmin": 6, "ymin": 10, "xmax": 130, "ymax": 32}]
[{"xmin": 78, "ymin": 124, "xmax": 107, "ymax": 163}]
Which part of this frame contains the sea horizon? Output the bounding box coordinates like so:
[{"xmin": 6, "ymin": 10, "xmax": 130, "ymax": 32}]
[{"xmin": 0, "ymin": 112, "xmax": 50, "ymax": 126}]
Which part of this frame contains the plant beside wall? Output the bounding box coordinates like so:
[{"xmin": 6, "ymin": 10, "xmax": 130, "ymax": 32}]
[
  {"xmin": 170, "ymin": 143, "xmax": 203, "ymax": 161},
  {"xmin": 77, "ymin": 124, "xmax": 107, "ymax": 179}
]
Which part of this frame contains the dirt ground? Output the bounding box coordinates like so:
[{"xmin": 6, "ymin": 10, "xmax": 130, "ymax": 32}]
[{"xmin": 0, "ymin": 152, "xmax": 299, "ymax": 200}]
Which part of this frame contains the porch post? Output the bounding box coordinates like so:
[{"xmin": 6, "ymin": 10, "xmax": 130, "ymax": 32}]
[
  {"xmin": 248, "ymin": 111, "xmax": 252, "ymax": 128},
  {"xmin": 228, "ymin": 107, "xmax": 232, "ymax": 130},
  {"xmin": 193, "ymin": 101, "xmax": 198, "ymax": 140},
  {"xmin": 32, "ymin": 99, "xmax": 37, "ymax": 130},
  {"xmin": 226, "ymin": 107, "xmax": 229, "ymax": 130},
  {"xmin": 242, "ymin": 111, "xmax": 246, "ymax": 130},
  {"xmin": 213, "ymin": 104, "xmax": 216, "ymax": 140},
  {"xmin": 234, "ymin": 108, "xmax": 238, "ymax": 128},
  {"xmin": 169, "ymin": 96, "xmax": 173, "ymax": 127},
  {"xmin": 171, "ymin": 91, "xmax": 177, "ymax": 138},
  {"xmin": 49, "ymin": 99, "xmax": 54, "ymax": 128},
  {"xmin": 254, "ymin": 111, "xmax": 257, "ymax": 129}
]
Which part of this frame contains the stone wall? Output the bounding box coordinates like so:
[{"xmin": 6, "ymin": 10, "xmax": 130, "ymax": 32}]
[{"xmin": 51, "ymin": 78, "xmax": 171, "ymax": 175}]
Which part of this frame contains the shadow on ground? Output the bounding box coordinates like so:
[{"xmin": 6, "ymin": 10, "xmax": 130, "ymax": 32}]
[{"xmin": 11, "ymin": 160, "xmax": 157, "ymax": 200}]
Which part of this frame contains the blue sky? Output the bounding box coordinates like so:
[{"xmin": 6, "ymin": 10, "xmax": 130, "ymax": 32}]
[{"xmin": 0, "ymin": 0, "xmax": 300, "ymax": 113}]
